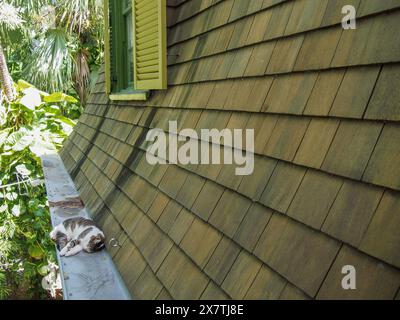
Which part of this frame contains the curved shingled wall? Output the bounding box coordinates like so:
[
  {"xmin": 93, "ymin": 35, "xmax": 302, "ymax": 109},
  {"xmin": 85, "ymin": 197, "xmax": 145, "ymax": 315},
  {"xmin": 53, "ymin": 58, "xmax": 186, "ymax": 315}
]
[{"xmin": 60, "ymin": 0, "xmax": 400, "ymax": 299}]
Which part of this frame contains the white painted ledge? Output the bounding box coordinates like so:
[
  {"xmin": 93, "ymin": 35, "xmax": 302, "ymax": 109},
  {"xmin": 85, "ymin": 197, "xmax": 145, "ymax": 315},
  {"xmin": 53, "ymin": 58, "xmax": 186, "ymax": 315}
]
[{"xmin": 41, "ymin": 153, "xmax": 131, "ymax": 300}]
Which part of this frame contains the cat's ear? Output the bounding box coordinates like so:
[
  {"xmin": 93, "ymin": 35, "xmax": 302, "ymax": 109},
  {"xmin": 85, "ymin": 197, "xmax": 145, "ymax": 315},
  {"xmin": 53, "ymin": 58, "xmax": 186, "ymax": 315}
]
[{"xmin": 92, "ymin": 235, "xmax": 105, "ymax": 251}]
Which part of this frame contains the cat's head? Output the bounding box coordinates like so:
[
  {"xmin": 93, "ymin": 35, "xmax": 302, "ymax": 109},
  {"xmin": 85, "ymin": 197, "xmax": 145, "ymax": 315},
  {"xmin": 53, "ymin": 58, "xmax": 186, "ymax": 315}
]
[{"xmin": 86, "ymin": 233, "xmax": 106, "ymax": 253}]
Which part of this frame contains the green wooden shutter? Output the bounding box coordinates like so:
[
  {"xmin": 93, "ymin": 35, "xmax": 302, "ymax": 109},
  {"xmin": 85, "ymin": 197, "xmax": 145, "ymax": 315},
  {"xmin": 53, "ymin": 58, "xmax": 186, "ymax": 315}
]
[
  {"xmin": 104, "ymin": 0, "xmax": 111, "ymax": 94},
  {"xmin": 133, "ymin": 0, "xmax": 167, "ymax": 90}
]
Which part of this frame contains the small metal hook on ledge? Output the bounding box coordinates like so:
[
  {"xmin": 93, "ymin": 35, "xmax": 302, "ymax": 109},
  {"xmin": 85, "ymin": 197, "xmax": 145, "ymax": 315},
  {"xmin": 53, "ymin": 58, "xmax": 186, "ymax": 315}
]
[{"xmin": 109, "ymin": 238, "xmax": 121, "ymax": 248}]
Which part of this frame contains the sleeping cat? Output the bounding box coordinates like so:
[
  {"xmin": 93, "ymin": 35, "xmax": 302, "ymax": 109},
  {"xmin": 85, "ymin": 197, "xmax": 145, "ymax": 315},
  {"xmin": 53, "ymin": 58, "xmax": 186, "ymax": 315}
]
[{"xmin": 50, "ymin": 217, "xmax": 106, "ymax": 257}]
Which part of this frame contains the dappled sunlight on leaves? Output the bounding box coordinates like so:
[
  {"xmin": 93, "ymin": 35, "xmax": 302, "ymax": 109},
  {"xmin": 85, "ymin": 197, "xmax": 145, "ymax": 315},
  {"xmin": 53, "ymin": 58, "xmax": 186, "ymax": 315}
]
[{"xmin": 0, "ymin": 80, "xmax": 79, "ymax": 299}]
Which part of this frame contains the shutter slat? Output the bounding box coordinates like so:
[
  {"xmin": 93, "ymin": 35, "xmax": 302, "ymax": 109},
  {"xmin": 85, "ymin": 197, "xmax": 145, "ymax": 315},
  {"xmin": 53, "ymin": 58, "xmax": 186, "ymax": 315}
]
[
  {"xmin": 137, "ymin": 32, "xmax": 158, "ymax": 45},
  {"xmin": 138, "ymin": 73, "xmax": 159, "ymax": 80},
  {"xmin": 137, "ymin": 3, "xmax": 157, "ymax": 18},
  {"xmin": 137, "ymin": 52, "xmax": 158, "ymax": 63},
  {"xmin": 136, "ymin": 15, "xmax": 158, "ymax": 31},
  {"xmin": 137, "ymin": 1, "xmax": 157, "ymax": 14},
  {"xmin": 133, "ymin": 0, "xmax": 167, "ymax": 90},
  {"xmin": 137, "ymin": 39, "xmax": 158, "ymax": 50},
  {"xmin": 137, "ymin": 45, "xmax": 158, "ymax": 57},
  {"xmin": 138, "ymin": 59, "xmax": 158, "ymax": 68},
  {"xmin": 136, "ymin": 10, "xmax": 157, "ymax": 26},
  {"xmin": 136, "ymin": 25, "xmax": 158, "ymax": 39},
  {"xmin": 138, "ymin": 65, "xmax": 159, "ymax": 73}
]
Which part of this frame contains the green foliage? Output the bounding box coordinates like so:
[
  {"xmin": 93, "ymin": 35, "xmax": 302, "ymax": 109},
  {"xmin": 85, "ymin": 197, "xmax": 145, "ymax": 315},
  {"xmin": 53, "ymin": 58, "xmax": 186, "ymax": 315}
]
[
  {"xmin": 23, "ymin": 28, "xmax": 75, "ymax": 93},
  {"xmin": 0, "ymin": 80, "xmax": 79, "ymax": 299},
  {"xmin": 0, "ymin": 0, "xmax": 104, "ymax": 102}
]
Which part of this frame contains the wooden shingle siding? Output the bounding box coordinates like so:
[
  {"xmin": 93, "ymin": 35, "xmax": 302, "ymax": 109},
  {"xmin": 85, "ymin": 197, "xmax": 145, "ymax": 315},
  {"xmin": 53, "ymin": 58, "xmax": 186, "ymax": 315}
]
[{"xmin": 60, "ymin": 0, "xmax": 400, "ymax": 299}]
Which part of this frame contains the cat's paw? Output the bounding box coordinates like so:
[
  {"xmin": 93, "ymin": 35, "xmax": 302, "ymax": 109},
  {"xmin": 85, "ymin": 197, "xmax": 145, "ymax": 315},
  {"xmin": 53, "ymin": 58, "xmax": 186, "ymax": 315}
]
[
  {"xmin": 49, "ymin": 230, "xmax": 57, "ymax": 241},
  {"xmin": 59, "ymin": 246, "xmax": 69, "ymax": 256},
  {"xmin": 64, "ymin": 251, "xmax": 76, "ymax": 257}
]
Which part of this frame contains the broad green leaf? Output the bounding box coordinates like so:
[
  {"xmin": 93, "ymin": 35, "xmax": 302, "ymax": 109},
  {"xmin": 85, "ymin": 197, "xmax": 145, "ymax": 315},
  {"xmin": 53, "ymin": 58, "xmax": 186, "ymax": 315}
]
[
  {"xmin": 0, "ymin": 129, "xmax": 10, "ymax": 148},
  {"xmin": 0, "ymin": 204, "xmax": 8, "ymax": 213},
  {"xmin": 16, "ymin": 164, "xmax": 31, "ymax": 176},
  {"xmin": 11, "ymin": 204, "xmax": 21, "ymax": 217},
  {"xmin": 37, "ymin": 264, "xmax": 50, "ymax": 276},
  {"xmin": 12, "ymin": 134, "xmax": 34, "ymax": 152},
  {"xmin": 28, "ymin": 245, "xmax": 45, "ymax": 260},
  {"xmin": 29, "ymin": 140, "xmax": 56, "ymax": 157},
  {"xmin": 55, "ymin": 116, "xmax": 76, "ymax": 127},
  {"xmin": 44, "ymin": 92, "xmax": 78, "ymax": 103},
  {"xmin": 43, "ymin": 105, "xmax": 60, "ymax": 115},
  {"xmin": 5, "ymin": 192, "xmax": 18, "ymax": 201},
  {"xmin": 17, "ymin": 80, "xmax": 35, "ymax": 91},
  {"xmin": 20, "ymin": 88, "xmax": 42, "ymax": 110},
  {"xmin": 5, "ymin": 128, "xmax": 28, "ymax": 146}
]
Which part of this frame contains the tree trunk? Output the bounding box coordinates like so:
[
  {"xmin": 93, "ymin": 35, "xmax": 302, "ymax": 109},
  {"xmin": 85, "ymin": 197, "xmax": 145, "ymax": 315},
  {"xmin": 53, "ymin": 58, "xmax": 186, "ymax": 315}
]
[
  {"xmin": 0, "ymin": 44, "xmax": 15, "ymax": 101},
  {"xmin": 73, "ymin": 49, "xmax": 90, "ymax": 106}
]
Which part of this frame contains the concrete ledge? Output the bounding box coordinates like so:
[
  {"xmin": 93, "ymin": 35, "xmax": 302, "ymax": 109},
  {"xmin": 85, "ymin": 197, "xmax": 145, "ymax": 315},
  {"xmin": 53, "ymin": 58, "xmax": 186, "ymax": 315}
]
[{"xmin": 41, "ymin": 153, "xmax": 131, "ymax": 300}]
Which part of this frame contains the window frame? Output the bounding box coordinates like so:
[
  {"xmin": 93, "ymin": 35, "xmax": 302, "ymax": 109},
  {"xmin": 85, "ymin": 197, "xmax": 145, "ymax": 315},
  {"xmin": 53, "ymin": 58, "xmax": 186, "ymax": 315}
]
[{"xmin": 104, "ymin": 0, "xmax": 167, "ymax": 101}]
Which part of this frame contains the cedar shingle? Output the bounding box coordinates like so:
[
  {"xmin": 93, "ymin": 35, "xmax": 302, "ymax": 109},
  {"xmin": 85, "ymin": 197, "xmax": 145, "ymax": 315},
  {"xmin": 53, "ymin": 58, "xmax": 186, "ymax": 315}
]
[
  {"xmin": 287, "ymin": 170, "xmax": 343, "ymax": 229},
  {"xmin": 321, "ymin": 0, "xmax": 360, "ymax": 27},
  {"xmin": 279, "ymin": 283, "xmax": 310, "ymax": 300},
  {"xmin": 204, "ymin": 237, "xmax": 241, "ymax": 285},
  {"xmin": 244, "ymin": 265, "xmax": 286, "ymax": 300},
  {"xmin": 363, "ymin": 124, "xmax": 400, "ymax": 190},
  {"xmin": 169, "ymin": 258, "xmax": 210, "ymax": 300},
  {"xmin": 266, "ymin": 36, "xmax": 305, "ymax": 74},
  {"xmin": 260, "ymin": 161, "xmax": 306, "ymax": 213},
  {"xmin": 332, "ymin": 12, "xmax": 400, "ymax": 67},
  {"xmin": 237, "ymin": 156, "xmax": 277, "ymax": 201},
  {"xmin": 284, "ymin": 0, "xmax": 329, "ymax": 35},
  {"xmin": 254, "ymin": 214, "xmax": 341, "ymax": 297},
  {"xmin": 157, "ymin": 200, "xmax": 183, "ymax": 234},
  {"xmin": 360, "ymin": 191, "xmax": 400, "ymax": 268},
  {"xmin": 168, "ymin": 208, "xmax": 195, "ymax": 244},
  {"xmin": 200, "ymin": 282, "xmax": 230, "ymax": 300},
  {"xmin": 181, "ymin": 218, "xmax": 222, "ymax": 268},
  {"xmin": 159, "ymin": 165, "xmax": 189, "ymax": 199},
  {"xmin": 131, "ymin": 266, "xmax": 163, "ymax": 299},
  {"xmin": 294, "ymin": 118, "xmax": 340, "ymax": 169},
  {"xmin": 246, "ymin": 10, "xmax": 273, "ymax": 45},
  {"xmin": 358, "ymin": 0, "xmax": 400, "ymax": 16},
  {"xmin": 222, "ymin": 251, "xmax": 262, "ymax": 299},
  {"xmin": 246, "ymin": 114, "xmax": 279, "ymax": 154},
  {"xmin": 365, "ymin": 64, "xmax": 400, "ymax": 121},
  {"xmin": 294, "ymin": 26, "xmax": 342, "ymax": 71},
  {"xmin": 115, "ymin": 245, "xmax": 147, "ymax": 294},
  {"xmin": 176, "ymin": 174, "xmax": 206, "ymax": 208},
  {"xmin": 322, "ymin": 181, "xmax": 383, "ymax": 247},
  {"xmin": 263, "ymin": 116, "xmax": 310, "ymax": 162},
  {"xmin": 322, "ymin": 120, "xmax": 383, "ymax": 180},
  {"xmin": 227, "ymin": 18, "xmax": 254, "ymax": 50},
  {"xmin": 192, "ymin": 181, "xmax": 225, "ymax": 220},
  {"xmin": 329, "ymin": 66, "xmax": 380, "ymax": 119},
  {"xmin": 244, "ymin": 42, "xmax": 276, "ymax": 76},
  {"xmin": 227, "ymin": 47, "xmax": 254, "ymax": 78},
  {"xmin": 318, "ymin": 245, "xmax": 400, "ymax": 300},
  {"xmin": 264, "ymin": 1, "xmax": 295, "ymax": 40},
  {"xmin": 263, "ymin": 73, "xmax": 318, "ymax": 114},
  {"xmin": 234, "ymin": 203, "xmax": 273, "ymax": 253},
  {"xmin": 209, "ymin": 190, "xmax": 252, "ymax": 238}
]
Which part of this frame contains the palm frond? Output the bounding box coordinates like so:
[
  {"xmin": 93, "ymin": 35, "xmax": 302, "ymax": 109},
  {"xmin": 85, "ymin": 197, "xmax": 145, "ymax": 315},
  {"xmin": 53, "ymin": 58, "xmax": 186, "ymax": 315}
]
[
  {"xmin": 57, "ymin": 0, "xmax": 103, "ymax": 34},
  {"xmin": 0, "ymin": 1, "xmax": 24, "ymax": 44},
  {"xmin": 7, "ymin": 0, "xmax": 52, "ymax": 14},
  {"xmin": 0, "ymin": 1, "xmax": 23, "ymax": 29},
  {"xmin": 22, "ymin": 28, "xmax": 74, "ymax": 92}
]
